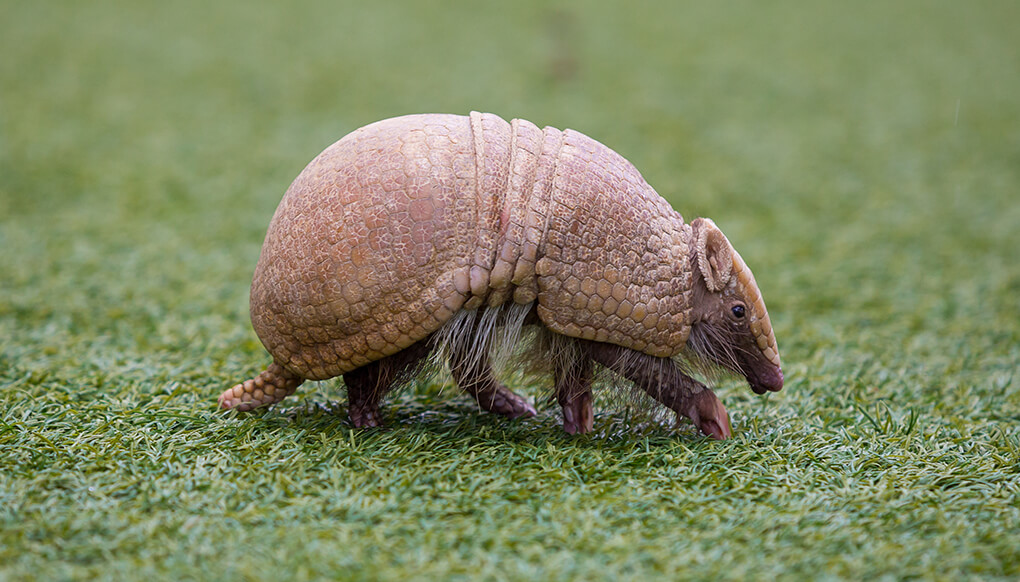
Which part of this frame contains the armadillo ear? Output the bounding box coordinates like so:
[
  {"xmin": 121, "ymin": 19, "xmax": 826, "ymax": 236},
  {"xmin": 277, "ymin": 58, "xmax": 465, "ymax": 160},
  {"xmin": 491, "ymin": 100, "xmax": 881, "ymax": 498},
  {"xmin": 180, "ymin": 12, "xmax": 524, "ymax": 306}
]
[{"xmin": 694, "ymin": 218, "xmax": 733, "ymax": 292}]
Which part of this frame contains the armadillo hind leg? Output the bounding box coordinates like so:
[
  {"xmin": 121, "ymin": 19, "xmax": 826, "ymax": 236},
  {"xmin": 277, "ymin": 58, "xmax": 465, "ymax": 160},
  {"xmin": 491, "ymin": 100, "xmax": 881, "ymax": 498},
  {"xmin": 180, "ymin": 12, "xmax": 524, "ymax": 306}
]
[
  {"xmin": 344, "ymin": 372, "xmax": 384, "ymax": 428},
  {"xmin": 343, "ymin": 340, "xmax": 433, "ymax": 428},
  {"xmin": 219, "ymin": 362, "xmax": 304, "ymax": 411},
  {"xmin": 584, "ymin": 342, "xmax": 732, "ymax": 440},
  {"xmin": 555, "ymin": 350, "xmax": 594, "ymax": 435},
  {"xmin": 449, "ymin": 348, "xmax": 537, "ymax": 420}
]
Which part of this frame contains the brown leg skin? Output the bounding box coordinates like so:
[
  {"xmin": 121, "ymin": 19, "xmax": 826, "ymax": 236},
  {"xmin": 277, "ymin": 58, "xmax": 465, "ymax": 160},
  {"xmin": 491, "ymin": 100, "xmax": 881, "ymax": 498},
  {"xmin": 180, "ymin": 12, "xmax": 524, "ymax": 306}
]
[
  {"xmin": 584, "ymin": 341, "xmax": 732, "ymax": 440},
  {"xmin": 219, "ymin": 362, "xmax": 304, "ymax": 411},
  {"xmin": 449, "ymin": 350, "xmax": 537, "ymax": 420},
  {"xmin": 342, "ymin": 341, "xmax": 432, "ymax": 428},
  {"xmin": 343, "ymin": 365, "xmax": 385, "ymax": 428},
  {"xmin": 555, "ymin": 350, "xmax": 594, "ymax": 434}
]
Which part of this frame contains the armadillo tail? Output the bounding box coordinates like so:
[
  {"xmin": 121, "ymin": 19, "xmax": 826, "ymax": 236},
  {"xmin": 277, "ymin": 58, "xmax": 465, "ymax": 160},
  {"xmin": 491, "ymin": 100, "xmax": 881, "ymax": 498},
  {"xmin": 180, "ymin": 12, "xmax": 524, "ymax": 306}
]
[{"xmin": 219, "ymin": 362, "xmax": 304, "ymax": 411}]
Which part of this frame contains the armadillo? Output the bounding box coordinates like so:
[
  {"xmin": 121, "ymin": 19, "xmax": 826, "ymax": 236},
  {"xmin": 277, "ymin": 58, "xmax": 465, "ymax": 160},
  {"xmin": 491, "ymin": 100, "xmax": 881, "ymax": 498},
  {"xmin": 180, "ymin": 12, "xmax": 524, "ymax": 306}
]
[{"xmin": 219, "ymin": 112, "xmax": 783, "ymax": 439}]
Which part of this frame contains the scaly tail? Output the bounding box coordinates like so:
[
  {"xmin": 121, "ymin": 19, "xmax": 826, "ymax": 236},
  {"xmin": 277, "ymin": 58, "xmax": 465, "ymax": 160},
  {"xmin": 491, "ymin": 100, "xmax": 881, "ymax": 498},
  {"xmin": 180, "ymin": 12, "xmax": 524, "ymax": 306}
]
[{"xmin": 219, "ymin": 362, "xmax": 304, "ymax": 411}]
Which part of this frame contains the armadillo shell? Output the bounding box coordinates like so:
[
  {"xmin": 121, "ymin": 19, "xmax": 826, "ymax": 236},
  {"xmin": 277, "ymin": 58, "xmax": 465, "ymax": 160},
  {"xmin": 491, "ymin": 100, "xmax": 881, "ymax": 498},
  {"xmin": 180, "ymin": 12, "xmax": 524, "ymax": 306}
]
[{"xmin": 251, "ymin": 112, "xmax": 694, "ymax": 380}]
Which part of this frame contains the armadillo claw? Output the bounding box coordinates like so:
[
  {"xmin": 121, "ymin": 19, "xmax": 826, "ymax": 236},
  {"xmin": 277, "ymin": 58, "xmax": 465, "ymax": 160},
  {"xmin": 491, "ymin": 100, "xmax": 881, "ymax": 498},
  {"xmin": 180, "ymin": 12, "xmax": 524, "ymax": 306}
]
[
  {"xmin": 471, "ymin": 384, "xmax": 537, "ymax": 420},
  {"xmin": 348, "ymin": 404, "xmax": 383, "ymax": 428},
  {"xmin": 503, "ymin": 392, "xmax": 538, "ymax": 419},
  {"xmin": 560, "ymin": 391, "xmax": 593, "ymax": 434},
  {"xmin": 682, "ymin": 389, "xmax": 732, "ymax": 440}
]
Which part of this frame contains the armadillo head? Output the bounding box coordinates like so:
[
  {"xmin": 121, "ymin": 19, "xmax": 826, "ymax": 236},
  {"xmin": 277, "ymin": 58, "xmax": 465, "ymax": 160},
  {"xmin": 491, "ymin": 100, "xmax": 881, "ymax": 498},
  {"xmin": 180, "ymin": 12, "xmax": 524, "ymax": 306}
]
[{"xmin": 686, "ymin": 218, "xmax": 783, "ymax": 395}]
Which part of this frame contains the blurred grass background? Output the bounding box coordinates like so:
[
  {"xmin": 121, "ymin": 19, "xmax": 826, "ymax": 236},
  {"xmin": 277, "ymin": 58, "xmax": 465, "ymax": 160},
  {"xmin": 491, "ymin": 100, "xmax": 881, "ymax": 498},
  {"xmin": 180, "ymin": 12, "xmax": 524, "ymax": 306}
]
[{"xmin": 1, "ymin": 0, "xmax": 1018, "ymax": 579}]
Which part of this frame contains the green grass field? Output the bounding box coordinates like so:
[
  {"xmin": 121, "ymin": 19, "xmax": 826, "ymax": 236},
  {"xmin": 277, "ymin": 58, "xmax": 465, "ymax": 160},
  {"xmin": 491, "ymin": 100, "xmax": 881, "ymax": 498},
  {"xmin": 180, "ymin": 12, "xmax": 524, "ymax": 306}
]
[{"xmin": 2, "ymin": 1, "xmax": 1018, "ymax": 579}]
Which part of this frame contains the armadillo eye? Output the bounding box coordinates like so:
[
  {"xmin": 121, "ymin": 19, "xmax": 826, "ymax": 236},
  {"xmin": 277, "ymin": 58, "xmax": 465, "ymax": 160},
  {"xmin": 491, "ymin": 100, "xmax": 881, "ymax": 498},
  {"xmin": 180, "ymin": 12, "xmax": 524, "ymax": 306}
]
[{"xmin": 731, "ymin": 305, "xmax": 746, "ymax": 319}]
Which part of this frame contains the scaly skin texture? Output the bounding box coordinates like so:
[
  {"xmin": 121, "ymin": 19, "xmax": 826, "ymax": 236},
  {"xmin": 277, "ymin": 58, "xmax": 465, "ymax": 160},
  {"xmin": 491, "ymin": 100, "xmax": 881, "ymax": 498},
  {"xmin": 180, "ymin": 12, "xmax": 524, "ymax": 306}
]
[
  {"xmin": 221, "ymin": 112, "xmax": 783, "ymax": 438},
  {"xmin": 219, "ymin": 363, "xmax": 303, "ymax": 411},
  {"xmin": 249, "ymin": 112, "xmax": 696, "ymax": 378}
]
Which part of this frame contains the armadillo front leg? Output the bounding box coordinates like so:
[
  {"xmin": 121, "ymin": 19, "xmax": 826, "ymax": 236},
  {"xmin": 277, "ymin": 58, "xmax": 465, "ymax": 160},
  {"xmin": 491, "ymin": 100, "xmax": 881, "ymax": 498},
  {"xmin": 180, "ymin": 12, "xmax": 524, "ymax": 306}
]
[
  {"xmin": 555, "ymin": 350, "xmax": 594, "ymax": 434},
  {"xmin": 219, "ymin": 362, "xmax": 304, "ymax": 411},
  {"xmin": 449, "ymin": 350, "xmax": 537, "ymax": 420},
  {"xmin": 585, "ymin": 342, "xmax": 732, "ymax": 440},
  {"xmin": 343, "ymin": 341, "xmax": 433, "ymax": 428}
]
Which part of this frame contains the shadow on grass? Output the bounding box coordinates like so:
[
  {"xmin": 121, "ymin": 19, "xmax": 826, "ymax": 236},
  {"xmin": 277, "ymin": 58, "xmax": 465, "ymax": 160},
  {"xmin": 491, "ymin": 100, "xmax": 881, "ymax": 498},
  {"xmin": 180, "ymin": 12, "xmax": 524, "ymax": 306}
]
[{"xmin": 235, "ymin": 390, "xmax": 714, "ymax": 449}]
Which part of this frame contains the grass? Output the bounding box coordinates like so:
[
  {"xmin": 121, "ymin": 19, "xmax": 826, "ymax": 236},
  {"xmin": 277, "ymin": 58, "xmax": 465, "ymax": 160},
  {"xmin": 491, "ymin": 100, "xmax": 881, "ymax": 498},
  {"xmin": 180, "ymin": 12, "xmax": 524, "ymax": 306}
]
[{"xmin": 2, "ymin": 0, "xmax": 1019, "ymax": 579}]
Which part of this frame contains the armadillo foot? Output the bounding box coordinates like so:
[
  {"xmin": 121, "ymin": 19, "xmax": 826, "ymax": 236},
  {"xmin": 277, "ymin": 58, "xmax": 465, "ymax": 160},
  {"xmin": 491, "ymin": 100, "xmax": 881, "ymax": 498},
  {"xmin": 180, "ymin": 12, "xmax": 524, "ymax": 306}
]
[
  {"xmin": 555, "ymin": 346, "xmax": 594, "ymax": 434},
  {"xmin": 559, "ymin": 391, "xmax": 594, "ymax": 435},
  {"xmin": 343, "ymin": 340, "xmax": 433, "ymax": 428},
  {"xmin": 220, "ymin": 363, "xmax": 304, "ymax": 411},
  {"xmin": 450, "ymin": 355, "xmax": 536, "ymax": 420},
  {"xmin": 585, "ymin": 340, "xmax": 731, "ymax": 440},
  {"xmin": 472, "ymin": 383, "xmax": 538, "ymax": 419},
  {"xmin": 343, "ymin": 365, "xmax": 385, "ymax": 428},
  {"xmin": 680, "ymin": 388, "xmax": 732, "ymax": 440},
  {"xmin": 347, "ymin": 397, "xmax": 383, "ymax": 428}
]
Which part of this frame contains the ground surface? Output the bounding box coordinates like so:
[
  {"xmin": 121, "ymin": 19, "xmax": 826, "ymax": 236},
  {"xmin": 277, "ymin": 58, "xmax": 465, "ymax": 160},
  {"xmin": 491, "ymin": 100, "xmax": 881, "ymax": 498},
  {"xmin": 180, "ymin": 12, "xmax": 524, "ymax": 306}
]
[{"xmin": 2, "ymin": 1, "xmax": 1018, "ymax": 580}]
